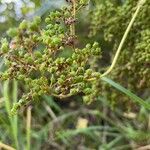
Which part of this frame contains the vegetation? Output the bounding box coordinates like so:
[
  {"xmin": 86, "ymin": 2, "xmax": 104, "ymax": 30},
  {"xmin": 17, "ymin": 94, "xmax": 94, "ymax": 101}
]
[{"xmin": 0, "ymin": 0, "xmax": 149, "ymax": 149}]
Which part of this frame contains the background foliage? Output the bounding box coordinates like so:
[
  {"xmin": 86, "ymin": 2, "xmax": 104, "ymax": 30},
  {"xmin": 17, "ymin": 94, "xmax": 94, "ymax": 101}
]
[{"xmin": 0, "ymin": 0, "xmax": 149, "ymax": 150}]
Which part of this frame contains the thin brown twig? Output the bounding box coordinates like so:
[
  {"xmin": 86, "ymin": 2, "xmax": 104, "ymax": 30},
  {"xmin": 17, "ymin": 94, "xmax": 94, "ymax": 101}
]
[
  {"xmin": 137, "ymin": 145, "xmax": 150, "ymax": 150},
  {"xmin": 0, "ymin": 142, "xmax": 16, "ymax": 150},
  {"xmin": 44, "ymin": 102, "xmax": 57, "ymax": 120}
]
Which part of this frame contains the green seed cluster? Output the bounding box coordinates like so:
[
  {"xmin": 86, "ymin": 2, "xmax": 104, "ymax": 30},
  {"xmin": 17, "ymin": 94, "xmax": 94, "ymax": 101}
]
[
  {"xmin": 89, "ymin": 1, "xmax": 117, "ymax": 39},
  {"xmin": 89, "ymin": 0, "xmax": 150, "ymax": 106},
  {"xmin": 0, "ymin": 1, "xmax": 102, "ymax": 114}
]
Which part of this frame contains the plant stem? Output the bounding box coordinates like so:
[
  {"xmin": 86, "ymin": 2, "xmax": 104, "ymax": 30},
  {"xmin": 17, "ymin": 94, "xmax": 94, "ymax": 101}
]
[
  {"xmin": 26, "ymin": 106, "xmax": 32, "ymax": 150},
  {"xmin": 72, "ymin": 0, "xmax": 76, "ymax": 35},
  {"xmin": 70, "ymin": 0, "xmax": 76, "ymax": 35},
  {"xmin": 100, "ymin": 0, "xmax": 146, "ymax": 78},
  {"xmin": 0, "ymin": 142, "xmax": 16, "ymax": 150}
]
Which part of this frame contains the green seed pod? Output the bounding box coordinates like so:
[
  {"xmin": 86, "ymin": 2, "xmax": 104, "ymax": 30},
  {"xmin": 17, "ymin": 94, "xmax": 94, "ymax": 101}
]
[
  {"xmin": 70, "ymin": 71, "xmax": 76, "ymax": 76},
  {"xmin": 32, "ymin": 34, "xmax": 38, "ymax": 42},
  {"xmin": 20, "ymin": 99, "xmax": 27, "ymax": 106},
  {"xmin": 70, "ymin": 88, "xmax": 78, "ymax": 95},
  {"xmin": 78, "ymin": 67, "xmax": 84, "ymax": 74},
  {"xmin": 45, "ymin": 18, "xmax": 51, "ymax": 24},
  {"xmin": 60, "ymin": 75, "xmax": 65, "ymax": 80},
  {"xmin": 93, "ymin": 42, "xmax": 99, "ymax": 48},
  {"xmin": 46, "ymin": 24, "xmax": 53, "ymax": 29},
  {"xmin": 2, "ymin": 72, "xmax": 9, "ymax": 80},
  {"xmin": 64, "ymin": 11, "xmax": 70, "ymax": 17},
  {"xmin": 83, "ymin": 88, "xmax": 92, "ymax": 95},
  {"xmin": 7, "ymin": 28, "xmax": 18, "ymax": 37},
  {"xmin": 27, "ymin": 57, "xmax": 33, "ymax": 64},
  {"xmin": 93, "ymin": 48, "xmax": 101, "ymax": 55},
  {"xmin": 86, "ymin": 43, "xmax": 91, "ymax": 49},
  {"xmin": 18, "ymin": 75, "xmax": 25, "ymax": 80},
  {"xmin": 5, "ymin": 60, "xmax": 11, "ymax": 66},
  {"xmin": 75, "ymin": 75, "xmax": 84, "ymax": 82},
  {"xmin": 34, "ymin": 51, "xmax": 42, "ymax": 58},
  {"xmin": 30, "ymin": 22, "xmax": 38, "ymax": 31},
  {"xmin": 72, "ymin": 53, "xmax": 78, "ymax": 60},
  {"xmin": 55, "ymin": 11, "xmax": 61, "ymax": 17},
  {"xmin": 40, "ymin": 63, "xmax": 46, "ymax": 71},
  {"xmin": 11, "ymin": 103, "xmax": 20, "ymax": 115},
  {"xmin": 50, "ymin": 12, "xmax": 55, "ymax": 18},
  {"xmin": 85, "ymin": 69, "xmax": 93, "ymax": 76},
  {"xmin": 25, "ymin": 78, "xmax": 32, "ymax": 84},
  {"xmin": 1, "ymin": 38, "xmax": 9, "ymax": 53},
  {"xmin": 32, "ymin": 92, "xmax": 38, "ymax": 98},
  {"xmin": 24, "ymin": 53, "xmax": 30, "ymax": 59},
  {"xmin": 49, "ymin": 67, "xmax": 57, "ymax": 73},
  {"xmin": 19, "ymin": 20, "xmax": 28, "ymax": 30},
  {"xmin": 34, "ymin": 16, "xmax": 41, "ymax": 25},
  {"xmin": 78, "ymin": 82, "xmax": 85, "ymax": 90},
  {"xmin": 38, "ymin": 90, "xmax": 43, "ymax": 95},
  {"xmin": 83, "ymin": 95, "xmax": 91, "ymax": 104},
  {"xmin": 51, "ymin": 37, "xmax": 61, "ymax": 46},
  {"xmin": 58, "ymin": 78, "xmax": 64, "ymax": 84}
]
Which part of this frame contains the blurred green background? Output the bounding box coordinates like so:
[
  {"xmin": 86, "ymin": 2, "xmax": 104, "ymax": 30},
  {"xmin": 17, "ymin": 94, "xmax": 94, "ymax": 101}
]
[{"xmin": 0, "ymin": 0, "xmax": 150, "ymax": 150}]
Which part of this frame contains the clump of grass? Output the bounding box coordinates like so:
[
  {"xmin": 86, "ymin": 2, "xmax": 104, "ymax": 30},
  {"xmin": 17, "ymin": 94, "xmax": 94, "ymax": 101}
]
[{"xmin": 3, "ymin": 80, "xmax": 19, "ymax": 149}]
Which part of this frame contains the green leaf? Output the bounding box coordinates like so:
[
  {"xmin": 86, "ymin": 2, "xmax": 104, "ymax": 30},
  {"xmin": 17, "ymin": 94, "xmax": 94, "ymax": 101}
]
[{"xmin": 101, "ymin": 77, "xmax": 150, "ymax": 110}]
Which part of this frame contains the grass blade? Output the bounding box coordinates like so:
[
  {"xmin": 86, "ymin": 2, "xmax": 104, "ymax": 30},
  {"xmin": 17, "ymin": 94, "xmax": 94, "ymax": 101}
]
[
  {"xmin": 101, "ymin": 77, "xmax": 150, "ymax": 110},
  {"xmin": 12, "ymin": 80, "xmax": 19, "ymax": 149},
  {"xmin": 3, "ymin": 80, "xmax": 19, "ymax": 149},
  {"xmin": 44, "ymin": 95, "xmax": 62, "ymax": 113}
]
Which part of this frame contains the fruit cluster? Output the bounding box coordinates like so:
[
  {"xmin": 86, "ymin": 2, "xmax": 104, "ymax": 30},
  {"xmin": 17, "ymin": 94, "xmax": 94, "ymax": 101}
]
[{"xmin": 0, "ymin": 1, "xmax": 102, "ymax": 114}]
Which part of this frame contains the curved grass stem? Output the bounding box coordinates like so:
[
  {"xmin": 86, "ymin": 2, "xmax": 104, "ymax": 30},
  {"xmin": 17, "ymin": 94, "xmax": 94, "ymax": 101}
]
[{"xmin": 100, "ymin": 0, "xmax": 146, "ymax": 78}]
